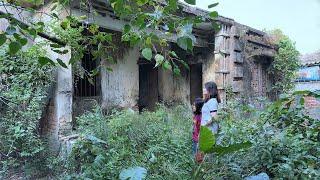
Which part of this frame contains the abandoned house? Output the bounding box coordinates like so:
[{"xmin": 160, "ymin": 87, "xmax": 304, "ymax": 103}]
[{"xmin": 0, "ymin": 1, "xmax": 277, "ymax": 151}]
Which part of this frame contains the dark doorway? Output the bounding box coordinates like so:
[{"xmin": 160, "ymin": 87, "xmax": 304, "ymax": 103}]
[
  {"xmin": 74, "ymin": 52, "xmax": 99, "ymax": 97},
  {"xmin": 139, "ymin": 63, "xmax": 159, "ymax": 111},
  {"xmin": 190, "ymin": 63, "xmax": 203, "ymax": 103},
  {"xmin": 251, "ymin": 56, "xmax": 272, "ymax": 99}
]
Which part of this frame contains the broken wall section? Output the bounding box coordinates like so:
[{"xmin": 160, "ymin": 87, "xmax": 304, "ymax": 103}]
[{"xmin": 213, "ymin": 20, "xmax": 277, "ymax": 103}]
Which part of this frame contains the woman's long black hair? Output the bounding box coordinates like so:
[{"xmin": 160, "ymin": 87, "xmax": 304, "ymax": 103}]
[
  {"xmin": 193, "ymin": 97, "xmax": 204, "ymax": 115},
  {"xmin": 204, "ymin": 81, "xmax": 221, "ymax": 103}
]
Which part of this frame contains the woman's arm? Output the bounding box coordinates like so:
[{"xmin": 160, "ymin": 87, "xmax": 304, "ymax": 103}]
[{"xmin": 205, "ymin": 112, "xmax": 217, "ymax": 126}]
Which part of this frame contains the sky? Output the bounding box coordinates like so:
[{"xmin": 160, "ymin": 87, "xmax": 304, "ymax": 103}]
[{"xmin": 194, "ymin": 0, "xmax": 320, "ymax": 55}]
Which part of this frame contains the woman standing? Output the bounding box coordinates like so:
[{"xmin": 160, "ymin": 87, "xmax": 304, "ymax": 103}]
[{"xmin": 201, "ymin": 81, "xmax": 221, "ymax": 134}]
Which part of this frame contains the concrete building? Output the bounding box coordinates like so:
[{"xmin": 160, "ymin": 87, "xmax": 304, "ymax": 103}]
[{"xmin": 0, "ymin": 1, "xmax": 277, "ymax": 151}]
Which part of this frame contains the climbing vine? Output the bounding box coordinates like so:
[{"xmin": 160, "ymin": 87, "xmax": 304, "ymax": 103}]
[
  {"xmin": 268, "ymin": 29, "xmax": 300, "ymax": 93},
  {"xmin": 0, "ymin": 44, "xmax": 53, "ymax": 177}
]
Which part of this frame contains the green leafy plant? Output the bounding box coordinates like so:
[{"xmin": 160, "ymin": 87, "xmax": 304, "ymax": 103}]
[
  {"xmin": 268, "ymin": 29, "xmax": 300, "ymax": 93},
  {"xmin": 201, "ymin": 91, "xmax": 320, "ymax": 179},
  {"xmin": 0, "ymin": 0, "xmax": 220, "ymax": 76},
  {"xmin": 64, "ymin": 105, "xmax": 197, "ymax": 179},
  {"xmin": 0, "ymin": 44, "xmax": 53, "ymax": 178}
]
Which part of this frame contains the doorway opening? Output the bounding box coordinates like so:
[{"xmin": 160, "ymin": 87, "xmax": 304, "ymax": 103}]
[
  {"xmin": 138, "ymin": 62, "xmax": 159, "ymax": 111},
  {"xmin": 190, "ymin": 63, "xmax": 203, "ymax": 103}
]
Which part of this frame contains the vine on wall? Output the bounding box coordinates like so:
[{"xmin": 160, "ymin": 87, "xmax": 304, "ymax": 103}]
[
  {"xmin": 268, "ymin": 29, "xmax": 300, "ymax": 93},
  {"xmin": 0, "ymin": 44, "xmax": 53, "ymax": 177}
]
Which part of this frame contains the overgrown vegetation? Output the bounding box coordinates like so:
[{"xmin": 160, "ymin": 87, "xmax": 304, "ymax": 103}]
[
  {"xmin": 205, "ymin": 91, "xmax": 320, "ymax": 179},
  {"xmin": 63, "ymin": 105, "xmax": 196, "ymax": 179},
  {"xmin": 55, "ymin": 91, "xmax": 319, "ymax": 179},
  {"xmin": 1, "ymin": 1, "xmax": 318, "ymax": 179},
  {"xmin": 0, "ymin": 44, "xmax": 53, "ymax": 178},
  {"xmin": 268, "ymin": 29, "xmax": 300, "ymax": 93}
]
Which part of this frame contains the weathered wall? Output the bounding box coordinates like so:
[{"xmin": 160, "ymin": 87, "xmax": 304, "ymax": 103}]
[
  {"xmin": 172, "ymin": 67, "xmax": 190, "ymax": 104},
  {"xmin": 158, "ymin": 68, "xmax": 175, "ymax": 103},
  {"xmin": 212, "ymin": 24, "xmax": 233, "ymax": 103},
  {"xmin": 212, "ymin": 20, "xmax": 277, "ymax": 103},
  {"xmin": 202, "ymin": 53, "xmax": 217, "ymax": 90},
  {"xmin": 101, "ymin": 47, "xmax": 140, "ymax": 110},
  {"xmin": 158, "ymin": 66, "xmax": 190, "ymax": 105}
]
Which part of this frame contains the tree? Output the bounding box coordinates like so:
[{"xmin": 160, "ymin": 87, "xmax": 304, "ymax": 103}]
[
  {"xmin": 0, "ymin": 0, "xmax": 220, "ymax": 75},
  {"xmin": 268, "ymin": 29, "xmax": 300, "ymax": 93}
]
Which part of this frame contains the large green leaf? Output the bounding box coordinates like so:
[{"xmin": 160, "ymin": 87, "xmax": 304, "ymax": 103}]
[
  {"xmin": 184, "ymin": 0, "xmax": 196, "ymax": 5},
  {"xmin": 57, "ymin": 58, "xmax": 68, "ymax": 68},
  {"xmin": 177, "ymin": 36, "xmax": 193, "ymax": 51},
  {"xmin": 119, "ymin": 166, "xmax": 147, "ymax": 180},
  {"xmin": 208, "ymin": 3, "xmax": 219, "ymax": 9},
  {"xmin": 0, "ymin": 34, "xmax": 6, "ymax": 46},
  {"xmin": 9, "ymin": 41, "xmax": 22, "ymax": 55},
  {"xmin": 199, "ymin": 126, "xmax": 215, "ymax": 153},
  {"xmin": 38, "ymin": 56, "xmax": 55, "ymax": 66},
  {"xmin": 123, "ymin": 24, "xmax": 131, "ymax": 33},
  {"xmin": 209, "ymin": 11, "xmax": 218, "ymax": 19},
  {"xmin": 13, "ymin": 33, "xmax": 28, "ymax": 46},
  {"xmin": 18, "ymin": 38, "xmax": 28, "ymax": 46},
  {"xmin": 142, "ymin": 48, "xmax": 152, "ymax": 61},
  {"xmin": 155, "ymin": 54, "xmax": 164, "ymax": 67},
  {"xmin": 210, "ymin": 141, "xmax": 253, "ymax": 156},
  {"xmin": 162, "ymin": 61, "xmax": 171, "ymax": 70}
]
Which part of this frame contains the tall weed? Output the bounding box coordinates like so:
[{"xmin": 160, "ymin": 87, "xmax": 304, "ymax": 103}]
[{"xmin": 66, "ymin": 105, "xmax": 197, "ymax": 179}]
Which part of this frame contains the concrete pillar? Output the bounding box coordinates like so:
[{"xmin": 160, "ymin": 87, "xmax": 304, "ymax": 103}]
[{"xmin": 47, "ymin": 47, "xmax": 72, "ymax": 151}]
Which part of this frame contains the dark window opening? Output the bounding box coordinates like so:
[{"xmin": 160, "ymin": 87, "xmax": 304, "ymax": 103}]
[
  {"xmin": 74, "ymin": 52, "xmax": 99, "ymax": 97},
  {"xmin": 138, "ymin": 63, "xmax": 159, "ymax": 112},
  {"xmin": 190, "ymin": 63, "xmax": 203, "ymax": 103}
]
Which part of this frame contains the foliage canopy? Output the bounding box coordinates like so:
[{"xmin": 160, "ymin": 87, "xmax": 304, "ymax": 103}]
[
  {"xmin": 268, "ymin": 29, "xmax": 300, "ymax": 93},
  {"xmin": 0, "ymin": 0, "xmax": 220, "ymax": 76}
]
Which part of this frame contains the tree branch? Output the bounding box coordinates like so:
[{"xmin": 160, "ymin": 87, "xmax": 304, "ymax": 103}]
[{"xmin": 0, "ymin": 11, "xmax": 66, "ymax": 46}]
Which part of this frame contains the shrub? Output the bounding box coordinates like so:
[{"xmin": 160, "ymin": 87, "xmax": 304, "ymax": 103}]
[
  {"xmin": 204, "ymin": 92, "xmax": 320, "ymax": 179},
  {"xmin": 65, "ymin": 105, "xmax": 199, "ymax": 179},
  {"xmin": 0, "ymin": 44, "xmax": 53, "ymax": 178},
  {"xmin": 268, "ymin": 29, "xmax": 300, "ymax": 93}
]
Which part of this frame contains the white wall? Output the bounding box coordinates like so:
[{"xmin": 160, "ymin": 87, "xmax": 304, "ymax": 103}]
[{"xmin": 101, "ymin": 47, "xmax": 140, "ymax": 109}]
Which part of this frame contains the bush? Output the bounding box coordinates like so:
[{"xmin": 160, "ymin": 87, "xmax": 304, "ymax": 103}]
[
  {"xmin": 0, "ymin": 45, "xmax": 53, "ymax": 178},
  {"xmin": 204, "ymin": 92, "xmax": 320, "ymax": 179},
  {"xmin": 268, "ymin": 29, "xmax": 300, "ymax": 93},
  {"xmin": 63, "ymin": 92, "xmax": 320, "ymax": 179},
  {"xmin": 65, "ymin": 105, "xmax": 200, "ymax": 179}
]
